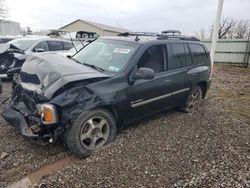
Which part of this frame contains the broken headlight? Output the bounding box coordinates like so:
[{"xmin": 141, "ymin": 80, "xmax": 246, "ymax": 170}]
[{"xmin": 36, "ymin": 104, "xmax": 58, "ymax": 124}]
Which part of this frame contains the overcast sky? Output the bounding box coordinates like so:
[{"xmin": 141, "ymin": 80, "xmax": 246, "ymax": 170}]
[{"xmin": 5, "ymin": 0, "xmax": 250, "ymax": 35}]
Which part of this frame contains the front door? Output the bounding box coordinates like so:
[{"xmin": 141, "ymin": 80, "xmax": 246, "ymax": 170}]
[{"xmin": 126, "ymin": 44, "xmax": 174, "ymax": 120}]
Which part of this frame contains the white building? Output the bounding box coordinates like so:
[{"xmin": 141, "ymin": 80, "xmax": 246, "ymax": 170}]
[
  {"xmin": 0, "ymin": 20, "xmax": 21, "ymax": 36},
  {"xmin": 60, "ymin": 19, "xmax": 128, "ymax": 37}
]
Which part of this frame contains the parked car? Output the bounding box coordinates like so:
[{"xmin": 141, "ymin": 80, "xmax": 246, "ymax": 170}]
[
  {"xmin": 0, "ymin": 37, "xmax": 74, "ymax": 78},
  {"xmin": 1, "ymin": 31, "xmax": 211, "ymax": 158},
  {"xmin": 56, "ymin": 42, "xmax": 87, "ymax": 57}
]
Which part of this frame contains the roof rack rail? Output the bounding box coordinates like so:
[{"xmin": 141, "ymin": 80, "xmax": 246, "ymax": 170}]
[
  {"xmin": 118, "ymin": 32, "xmax": 158, "ymax": 37},
  {"xmin": 157, "ymin": 35, "xmax": 200, "ymax": 42},
  {"xmin": 117, "ymin": 31, "xmax": 200, "ymax": 42},
  {"xmin": 161, "ymin": 30, "xmax": 181, "ymax": 36},
  {"xmin": 157, "ymin": 30, "xmax": 200, "ymax": 42}
]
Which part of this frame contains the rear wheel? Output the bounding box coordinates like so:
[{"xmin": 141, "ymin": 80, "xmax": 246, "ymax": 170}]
[
  {"xmin": 182, "ymin": 86, "xmax": 202, "ymax": 113},
  {"xmin": 66, "ymin": 109, "xmax": 116, "ymax": 158}
]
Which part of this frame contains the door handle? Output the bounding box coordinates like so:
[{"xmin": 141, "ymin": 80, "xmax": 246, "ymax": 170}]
[
  {"xmin": 163, "ymin": 80, "xmax": 171, "ymax": 84},
  {"xmin": 191, "ymin": 73, "xmax": 198, "ymax": 76}
]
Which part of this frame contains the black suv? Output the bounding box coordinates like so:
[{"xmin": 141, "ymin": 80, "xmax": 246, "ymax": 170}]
[{"xmin": 2, "ymin": 31, "xmax": 211, "ymax": 158}]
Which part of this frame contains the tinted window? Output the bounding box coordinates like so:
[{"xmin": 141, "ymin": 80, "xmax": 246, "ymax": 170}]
[
  {"xmin": 189, "ymin": 44, "xmax": 209, "ymax": 65},
  {"xmin": 33, "ymin": 41, "xmax": 49, "ymax": 52},
  {"xmin": 63, "ymin": 42, "xmax": 74, "ymax": 50},
  {"xmin": 48, "ymin": 41, "xmax": 63, "ymax": 51},
  {"xmin": 138, "ymin": 45, "xmax": 166, "ymax": 73},
  {"xmin": 184, "ymin": 44, "xmax": 192, "ymax": 66},
  {"xmin": 170, "ymin": 43, "xmax": 186, "ymax": 70}
]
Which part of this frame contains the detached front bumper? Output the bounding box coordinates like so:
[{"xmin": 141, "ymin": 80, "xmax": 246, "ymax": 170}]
[
  {"xmin": 1, "ymin": 101, "xmax": 63, "ymax": 143},
  {"xmin": 2, "ymin": 107, "xmax": 40, "ymax": 137}
]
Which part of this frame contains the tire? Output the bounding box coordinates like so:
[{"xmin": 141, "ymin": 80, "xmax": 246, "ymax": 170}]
[
  {"xmin": 182, "ymin": 86, "xmax": 202, "ymax": 113},
  {"xmin": 65, "ymin": 108, "xmax": 116, "ymax": 158}
]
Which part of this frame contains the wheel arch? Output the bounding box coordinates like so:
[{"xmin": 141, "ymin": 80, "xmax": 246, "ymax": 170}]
[
  {"xmin": 98, "ymin": 105, "xmax": 120, "ymax": 126},
  {"xmin": 197, "ymin": 81, "xmax": 208, "ymax": 98}
]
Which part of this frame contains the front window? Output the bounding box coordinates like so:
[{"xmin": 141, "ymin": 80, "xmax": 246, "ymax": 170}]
[
  {"xmin": 73, "ymin": 39, "xmax": 139, "ymax": 73},
  {"xmin": 8, "ymin": 39, "xmax": 37, "ymax": 51}
]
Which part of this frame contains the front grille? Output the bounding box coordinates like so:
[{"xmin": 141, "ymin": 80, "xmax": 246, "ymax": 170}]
[
  {"xmin": 20, "ymin": 72, "xmax": 40, "ymax": 85},
  {"xmin": 21, "ymin": 91, "xmax": 37, "ymax": 112},
  {"xmin": 13, "ymin": 85, "xmax": 36, "ymax": 111}
]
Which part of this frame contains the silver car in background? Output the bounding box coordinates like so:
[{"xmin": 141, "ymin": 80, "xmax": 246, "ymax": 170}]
[{"xmin": 0, "ymin": 37, "xmax": 74, "ymax": 78}]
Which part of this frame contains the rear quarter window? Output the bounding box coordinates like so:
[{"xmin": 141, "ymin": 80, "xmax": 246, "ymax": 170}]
[{"xmin": 189, "ymin": 43, "xmax": 209, "ymax": 65}]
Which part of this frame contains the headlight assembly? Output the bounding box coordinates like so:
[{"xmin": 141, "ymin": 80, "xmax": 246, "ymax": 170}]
[{"xmin": 36, "ymin": 104, "xmax": 58, "ymax": 124}]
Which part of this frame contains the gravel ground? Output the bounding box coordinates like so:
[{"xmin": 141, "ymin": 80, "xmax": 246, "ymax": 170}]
[{"xmin": 0, "ymin": 66, "xmax": 250, "ymax": 188}]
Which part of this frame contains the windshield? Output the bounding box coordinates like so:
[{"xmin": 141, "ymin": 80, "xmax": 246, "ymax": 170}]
[
  {"xmin": 73, "ymin": 39, "xmax": 139, "ymax": 73},
  {"xmin": 8, "ymin": 39, "xmax": 37, "ymax": 51}
]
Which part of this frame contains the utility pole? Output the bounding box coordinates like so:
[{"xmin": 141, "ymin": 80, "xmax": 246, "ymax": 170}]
[{"xmin": 210, "ymin": 0, "xmax": 224, "ymax": 76}]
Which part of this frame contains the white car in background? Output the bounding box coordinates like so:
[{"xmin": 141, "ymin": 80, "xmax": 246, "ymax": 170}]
[{"xmin": 0, "ymin": 37, "xmax": 75, "ymax": 78}]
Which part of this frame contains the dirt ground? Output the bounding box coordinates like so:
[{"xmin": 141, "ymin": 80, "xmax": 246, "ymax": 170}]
[{"xmin": 0, "ymin": 66, "xmax": 249, "ymax": 188}]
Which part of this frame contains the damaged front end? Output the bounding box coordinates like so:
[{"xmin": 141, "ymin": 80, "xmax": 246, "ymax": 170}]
[
  {"xmin": 2, "ymin": 82, "xmax": 63, "ymax": 144},
  {"xmin": 0, "ymin": 43, "xmax": 26, "ymax": 78},
  {"xmin": 1, "ymin": 53, "xmax": 111, "ymax": 144}
]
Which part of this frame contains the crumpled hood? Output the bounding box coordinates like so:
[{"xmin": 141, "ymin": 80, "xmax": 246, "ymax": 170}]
[
  {"xmin": 0, "ymin": 43, "xmax": 24, "ymax": 54},
  {"xmin": 19, "ymin": 53, "xmax": 110, "ymax": 99}
]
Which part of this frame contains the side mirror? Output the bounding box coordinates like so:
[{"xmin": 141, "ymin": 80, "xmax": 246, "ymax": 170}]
[
  {"xmin": 67, "ymin": 55, "xmax": 72, "ymax": 59},
  {"xmin": 34, "ymin": 48, "xmax": 45, "ymax": 53},
  {"xmin": 132, "ymin": 67, "xmax": 155, "ymax": 80}
]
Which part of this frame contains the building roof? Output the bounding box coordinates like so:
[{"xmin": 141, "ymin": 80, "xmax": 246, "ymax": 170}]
[
  {"xmin": 61, "ymin": 19, "xmax": 129, "ymax": 33},
  {"xmin": 0, "ymin": 20, "xmax": 20, "ymax": 24}
]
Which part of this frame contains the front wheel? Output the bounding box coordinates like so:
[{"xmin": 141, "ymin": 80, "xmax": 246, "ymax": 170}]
[
  {"xmin": 182, "ymin": 86, "xmax": 202, "ymax": 113},
  {"xmin": 66, "ymin": 109, "xmax": 116, "ymax": 158}
]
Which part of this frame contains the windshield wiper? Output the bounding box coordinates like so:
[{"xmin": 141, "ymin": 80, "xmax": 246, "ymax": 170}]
[
  {"xmin": 71, "ymin": 58, "xmax": 105, "ymax": 72},
  {"xmin": 71, "ymin": 58, "xmax": 81, "ymax": 64},
  {"xmin": 83, "ymin": 63, "xmax": 105, "ymax": 72}
]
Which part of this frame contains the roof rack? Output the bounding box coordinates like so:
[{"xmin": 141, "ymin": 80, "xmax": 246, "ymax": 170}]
[
  {"xmin": 117, "ymin": 30, "xmax": 200, "ymax": 42},
  {"xmin": 157, "ymin": 30, "xmax": 200, "ymax": 41},
  {"xmin": 118, "ymin": 32, "xmax": 158, "ymax": 37},
  {"xmin": 161, "ymin": 30, "xmax": 181, "ymax": 36}
]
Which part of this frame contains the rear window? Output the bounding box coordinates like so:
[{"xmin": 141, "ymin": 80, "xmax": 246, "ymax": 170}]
[
  {"xmin": 48, "ymin": 41, "xmax": 63, "ymax": 51},
  {"xmin": 189, "ymin": 44, "xmax": 209, "ymax": 65}
]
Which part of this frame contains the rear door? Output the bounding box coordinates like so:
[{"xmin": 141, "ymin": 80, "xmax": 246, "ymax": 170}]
[
  {"xmin": 165, "ymin": 42, "xmax": 192, "ymax": 104},
  {"xmin": 188, "ymin": 43, "xmax": 211, "ymax": 83}
]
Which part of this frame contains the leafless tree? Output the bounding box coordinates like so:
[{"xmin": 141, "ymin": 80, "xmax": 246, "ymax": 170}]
[
  {"xmin": 233, "ymin": 19, "xmax": 249, "ymax": 39},
  {"xmin": 195, "ymin": 27, "xmax": 206, "ymax": 40},
  {"xmin": 0, "ymin": 0, "xmax": 8, "ymax": 19},
  {"xmin": 218, "ymin": 18, "xmax": 235, "ymax": 39},
  {"xmin": 208, "ymin": 17, "xmax": 250, "ymax": 39}
]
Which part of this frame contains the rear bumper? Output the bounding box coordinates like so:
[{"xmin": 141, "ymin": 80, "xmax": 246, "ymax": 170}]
[
  {"xmin": 203, "ymin": 79, "xmax": 212, "ymax": 98},
  {"xmin": 207, "ymin": 79, "xmax": 212, "ymax": 91}
]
